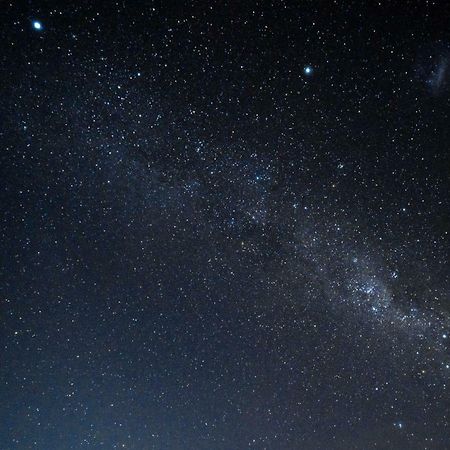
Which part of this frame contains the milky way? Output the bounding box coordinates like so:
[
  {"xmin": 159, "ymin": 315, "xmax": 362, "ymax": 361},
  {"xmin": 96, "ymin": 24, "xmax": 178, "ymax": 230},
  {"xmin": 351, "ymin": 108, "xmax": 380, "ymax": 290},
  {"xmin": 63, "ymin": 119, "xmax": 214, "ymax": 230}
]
[{"xmin": 1, "ymin": 2, "xmax": 450, "ymax": 449}]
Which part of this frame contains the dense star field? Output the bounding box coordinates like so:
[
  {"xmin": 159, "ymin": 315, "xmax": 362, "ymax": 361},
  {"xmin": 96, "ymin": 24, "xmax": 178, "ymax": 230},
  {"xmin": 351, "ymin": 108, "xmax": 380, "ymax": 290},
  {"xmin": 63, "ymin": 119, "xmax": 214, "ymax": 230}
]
[{"xmin": 1, "ymin": 1, "xmax": 450, "ymax": 449}]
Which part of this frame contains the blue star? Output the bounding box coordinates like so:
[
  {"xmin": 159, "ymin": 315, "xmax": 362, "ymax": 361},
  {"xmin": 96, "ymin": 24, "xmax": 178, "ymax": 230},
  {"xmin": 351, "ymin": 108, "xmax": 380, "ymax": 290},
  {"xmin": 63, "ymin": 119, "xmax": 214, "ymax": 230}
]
[
  {"xmin": 304, "ymin": 65, "xmax": 313, "ymax": 76},
  {"xmin": 32, "ymin": 20, "xmax": 43, "ymax": 31}
]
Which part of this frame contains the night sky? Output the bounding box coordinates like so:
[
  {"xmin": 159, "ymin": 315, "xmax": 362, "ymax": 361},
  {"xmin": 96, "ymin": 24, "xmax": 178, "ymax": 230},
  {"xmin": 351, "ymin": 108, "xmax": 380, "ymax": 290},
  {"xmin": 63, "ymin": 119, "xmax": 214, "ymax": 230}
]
[{"xmin": 1, "ymin": 1, "xmax": 450, "ymax": 449}]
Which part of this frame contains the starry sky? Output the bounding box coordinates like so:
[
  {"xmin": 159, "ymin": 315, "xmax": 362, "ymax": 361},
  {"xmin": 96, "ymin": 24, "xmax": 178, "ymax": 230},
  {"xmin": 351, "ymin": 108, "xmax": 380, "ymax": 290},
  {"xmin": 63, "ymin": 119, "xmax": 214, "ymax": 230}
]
[{"xmin": 1, "ymin": 1, "xmax": 450, "ymax": 449}]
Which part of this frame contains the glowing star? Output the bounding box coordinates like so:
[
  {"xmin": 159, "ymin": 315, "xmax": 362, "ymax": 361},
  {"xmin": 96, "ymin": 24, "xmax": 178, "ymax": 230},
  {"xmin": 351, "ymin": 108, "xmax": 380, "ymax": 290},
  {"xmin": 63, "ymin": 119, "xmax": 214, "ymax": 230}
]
[
  {"xmin": 304, "ymin": 65, "xmax": 313, "ymax": 76},
  {"xmin": 32, "ymin": 21, "xmax": 43, "ymax": 31}
]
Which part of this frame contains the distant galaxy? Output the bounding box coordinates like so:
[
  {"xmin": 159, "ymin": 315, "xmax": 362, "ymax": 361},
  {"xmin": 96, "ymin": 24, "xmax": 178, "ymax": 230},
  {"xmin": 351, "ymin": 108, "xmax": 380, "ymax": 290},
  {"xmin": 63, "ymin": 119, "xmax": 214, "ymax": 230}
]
[
  {"xmin": 1, "ymin": 2, "xmax": 450, "ymax": 449},
  {"xmin": 416, "ymin": 41, "xmax": 450, "ymax": 96}
]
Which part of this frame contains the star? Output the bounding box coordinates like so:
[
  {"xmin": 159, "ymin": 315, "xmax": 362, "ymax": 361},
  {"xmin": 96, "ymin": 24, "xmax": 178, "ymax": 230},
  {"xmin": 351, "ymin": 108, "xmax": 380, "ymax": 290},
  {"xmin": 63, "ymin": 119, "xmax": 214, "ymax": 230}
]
[
  {"xmin": 304, "ymin": 65, "xmax": 313, "ymax": 76},
  {"xmin": 32, "ymin": 20, "xmax": 43, "ymax": 31}
]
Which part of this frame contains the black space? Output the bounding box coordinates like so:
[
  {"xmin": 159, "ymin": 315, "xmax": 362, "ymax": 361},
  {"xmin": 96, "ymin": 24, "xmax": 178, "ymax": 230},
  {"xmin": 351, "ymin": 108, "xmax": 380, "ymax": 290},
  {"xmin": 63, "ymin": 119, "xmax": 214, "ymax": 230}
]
[{"xmin": 1, "ymin": 1, "xmax": 450, "ymax": 449}]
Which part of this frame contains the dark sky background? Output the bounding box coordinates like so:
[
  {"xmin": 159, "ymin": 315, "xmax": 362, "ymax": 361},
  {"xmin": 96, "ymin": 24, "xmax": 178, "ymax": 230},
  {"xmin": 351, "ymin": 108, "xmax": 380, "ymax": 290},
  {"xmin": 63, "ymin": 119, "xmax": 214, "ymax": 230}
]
[{"xmin": 1, "ymin": 1, "xmax": 450, "ymax": 449}]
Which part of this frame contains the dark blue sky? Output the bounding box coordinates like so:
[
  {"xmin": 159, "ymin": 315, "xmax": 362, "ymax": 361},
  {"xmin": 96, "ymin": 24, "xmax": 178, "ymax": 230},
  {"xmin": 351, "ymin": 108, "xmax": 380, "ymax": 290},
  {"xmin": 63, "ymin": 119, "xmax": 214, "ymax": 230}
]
[{"xmin": 1, "ymin": 1, "xmax": 449, "ymax": 449}]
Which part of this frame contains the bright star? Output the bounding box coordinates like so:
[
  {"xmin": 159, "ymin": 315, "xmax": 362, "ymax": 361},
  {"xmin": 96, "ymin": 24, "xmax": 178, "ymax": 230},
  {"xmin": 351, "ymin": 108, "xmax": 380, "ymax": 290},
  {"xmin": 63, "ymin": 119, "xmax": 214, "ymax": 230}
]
[
  {"xmin": 32, "ymin": 21, "xmax": 43, "ymax": 31},
  {"xmin": 304, "ymin": 65, "xmax": 313, "ymax": 76}
]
